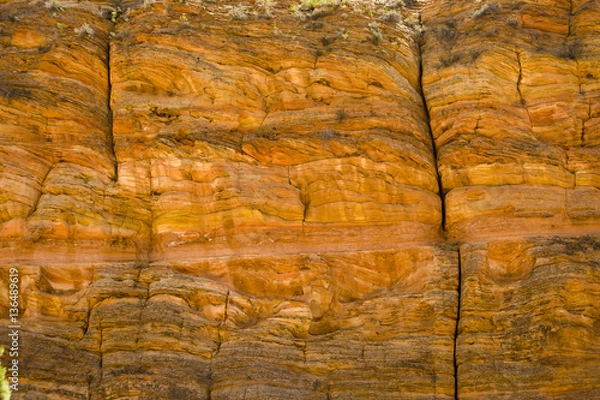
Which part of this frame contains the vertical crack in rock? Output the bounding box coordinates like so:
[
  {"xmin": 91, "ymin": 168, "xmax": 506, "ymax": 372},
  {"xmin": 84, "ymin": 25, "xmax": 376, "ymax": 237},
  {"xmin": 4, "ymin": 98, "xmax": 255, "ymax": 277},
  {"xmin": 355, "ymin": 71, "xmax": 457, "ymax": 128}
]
[
  {"xmin": 583, "ymin": 101, "xmax": 590, "ymax": 147},
  {"xmin": 300, "ymin": 188, "xmax": 310, "ymax": 230},
  {"xmin": 300, "ymin": 340, "xmax": 307, "ymax": 364},
  {"xmin": 98, "ymin": 314, "xmax": 104, "ymax": 384},
  {"xmin": 209, "ymin": 289, "xmax": 230, "ymax": 399},
  {"xmin": 135, "ymin": 265, "xmax": 150, "ymax": 346},
  {"xmin": 568, "ymin": 0, "xmax": 573, "ymax": 37},
  {"xmin": 453, "ymin": 246, "xmax": 462, "ymax": 400},
  {"xmin": 218, "ymin": 289, "xmax": 230, "ymax": 351},
  {"xmin": 516, "ymin": 51, "xmax": 532, "ymax": 129},
  {"xmin": 575, "ymin": 59, "xmax": 590, "ymax": 147},
  {"xmin": 207, "ymin": 366, "xmax": 213, "ymax": 400},
  {"xmin": 516, "ymin": 52, "xmax": 524, "ymax": 103},
  {"xmin": 81, "ymin": 298, "xmax": 94, "ymax": 339},
  {"xmin": 416, "ymin": 13, "xmax": 446, "ymax": 234},
  {"xmin": 239, "ymin": 134, "xmax": 247, "ymax": 156},
  {"xmin": 26, "ymin": 164, "xmax": 52, "ymax": 218},
  {"xmin": 474, "ymin": 114, "xmax": 482, "ymax": 135},
  {"xmin": 107, "ymin": 23, "xmax": 118, "ymax": 182},
  {"xmin": 149, "ymin": 167, "xmax": 157, "ymax": 260}
]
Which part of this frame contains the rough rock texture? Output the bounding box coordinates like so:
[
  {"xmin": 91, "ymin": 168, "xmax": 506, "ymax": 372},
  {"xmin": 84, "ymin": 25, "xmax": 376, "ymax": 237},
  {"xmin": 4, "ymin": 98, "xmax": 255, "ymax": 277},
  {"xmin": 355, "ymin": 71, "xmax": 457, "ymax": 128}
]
[
  {"xmin": 0, "ymin": 0, "xmax": 599, "ymax": 399},
  {"xmin": 421, "ymin": 0, "xmax": 600, "ymax": 240},
  {"xmin": 0, "ymin": 248, "xmax": 458, "ymax": 399},
  {"xmin": 109, "ymin": 0, "xmax": 441, "ymax": 260},
  {"xmin": 0, "ymin": 1, "xmax": 150, "ymax": 262},
  {"xmin": 458, "ymin": 237, "xmax": 600, "ymax": 399},
  {"xmin": 420, "ymin": 0, "xmax": 600, "ymax": 397}
]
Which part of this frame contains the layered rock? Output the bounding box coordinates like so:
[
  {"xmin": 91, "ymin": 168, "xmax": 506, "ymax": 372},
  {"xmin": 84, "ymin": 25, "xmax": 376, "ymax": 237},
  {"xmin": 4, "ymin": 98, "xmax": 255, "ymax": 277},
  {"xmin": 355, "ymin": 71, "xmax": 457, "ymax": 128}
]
[
  {"xmin": 0, "ymin": 246, "xmax": 458, "ymax": 399},
  {"xmin": 1, "ymin": 1, "xmax": 457, "ymax": 399},
  {"xmin": 421, "ymin": 0, "xmax": 600, "ymax": 241},
  {"xmin": 0, "ymin": 0, "xmax": 150, "ymax": 262},
  {"xmin": 421, "ymin": 0, "xmax": 600, "ymax": 397},
  {"xmin": 457, "ymin": 236, "xmax": 600, "ymax": 399},
  {"xmin": 110, "ymin": 0, "xmax": 441, "ymax": 260},
  {"xmin": 0, "ymin": 0, "xmax": 599, "ymax": 399}
]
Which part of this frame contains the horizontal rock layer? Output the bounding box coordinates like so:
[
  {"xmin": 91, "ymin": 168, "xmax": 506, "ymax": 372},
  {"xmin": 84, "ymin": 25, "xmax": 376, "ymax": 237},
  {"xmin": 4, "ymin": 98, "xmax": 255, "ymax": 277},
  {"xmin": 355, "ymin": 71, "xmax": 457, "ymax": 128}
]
[
  {"xmin": 421, "ymin": 0, "xmax": 600, "ymax": 240},
  {"xmin": 458, "ymin": 236, "xmax": 600, "ymax": 399},
  {"xmin": 0, "ymin": 0, "xmax": 599, "ymax": 399},
  {"xmin": 0, "ymin": 246, "xmax": 458, "ymax": 399}
]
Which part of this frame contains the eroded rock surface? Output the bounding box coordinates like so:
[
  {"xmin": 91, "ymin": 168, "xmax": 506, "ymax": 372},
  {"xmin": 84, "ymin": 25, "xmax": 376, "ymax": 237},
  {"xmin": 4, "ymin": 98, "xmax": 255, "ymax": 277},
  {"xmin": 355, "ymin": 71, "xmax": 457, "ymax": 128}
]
[
  {"xmin": 1, "ymin": 247, "xmax": 458, "ymax": 399},
  {"xmin": 0, "ymin": 0, "xmax": 599, "ymax": 399},
  {"xmin": 420, "ymin": 0, "xmax": 600, "ymax": 397},
  {"xmin": 421, "ymin": 0, "xmax": 600, "ymax": 241},
  {"xmin": 457, "ymin": 237, "xmax": 600, "ymax": 399}
]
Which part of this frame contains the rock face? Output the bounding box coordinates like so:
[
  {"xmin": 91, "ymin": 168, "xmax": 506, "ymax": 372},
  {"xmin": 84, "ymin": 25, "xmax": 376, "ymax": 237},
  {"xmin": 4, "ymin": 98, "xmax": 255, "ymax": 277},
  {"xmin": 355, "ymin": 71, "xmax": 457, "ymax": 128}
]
[
  {"xmin": 422, "ymin": 0, "xmax": 600, "ymax": 241},
  {"xmin": 0, "ymin": 0, "xmax": 599, "ymax": 399},
  {"xmin": 420, "ymin": 1, "xmax": 600, "ymax": 397}
]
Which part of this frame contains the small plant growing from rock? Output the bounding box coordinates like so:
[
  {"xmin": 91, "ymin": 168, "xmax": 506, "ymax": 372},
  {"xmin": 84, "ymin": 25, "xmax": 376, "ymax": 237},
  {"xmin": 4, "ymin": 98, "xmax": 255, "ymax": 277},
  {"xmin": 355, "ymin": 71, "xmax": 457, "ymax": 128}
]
[
  {"xmin": 380, "ymin": 10, "xmax": 401, "ymax": 23},
  {"xmin": 337, "ymin": 28, "xmax": 349, "ymax": 39},
  {"xmin": 473, "ymin": 2, "xmax": 501, "ymax": 19},
  {"xmin": 382, "ymin": 0, "xmax": 406, "ymax": 8},
  {"xmin": 230, "ymin": 5, "xmax": 249, "ymax": 20},
  {"xmin": 298, "ymin": 0, "xmax": 340, "ymax": 10},
  {"xmin": 406, "ymin": 15, "xmax": 425, "ymax": 43},
  {"xmin": 178, "ymin": 13, "xmax": 189, "ymax": 23},
  {"xmin": 257, "ymin": 0, "xmax": 276, "ymax": 19},
  {"xmin": 367, "ymin": 22, "xmax": 383, "ymax": 45},
  {"xmin": 437, "ymin": 19, "xmax": 457, "ymax": 43},
  {"xmin": 292, "ymin": 0, "xmax": 342, "ymax": 20},
  {"xmin": 506, "ymin": 17, "xmax": 519, "ymax": 27},
  {"xmin": 74, "ymin": 23, "xmax": 94, "ymax": 37},
  {"xmin": 109, "ymin": 6, "xmax": 123, "ymax": 23},
  {"xmin": 44, "ymin": 0, "xmax": 64, "ymax": 12}
]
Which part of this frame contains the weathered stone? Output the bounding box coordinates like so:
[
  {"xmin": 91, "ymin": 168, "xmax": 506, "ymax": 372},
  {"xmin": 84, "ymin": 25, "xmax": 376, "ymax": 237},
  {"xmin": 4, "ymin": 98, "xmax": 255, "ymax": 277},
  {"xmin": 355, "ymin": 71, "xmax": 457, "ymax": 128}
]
[
  {"xmin": 1, "ymin": 0, "xmax": 599, "ymax": 399},
  {"xmin": 422, "ymin": 0, "xmax": 600, "ymax": 240},
  {"xmin": 1, "ymin": 246, "xmax": 457, "ymax": 399},
  {"xmin": 457, "ymin": 236, "xmax": 600, "ymax": 399}
]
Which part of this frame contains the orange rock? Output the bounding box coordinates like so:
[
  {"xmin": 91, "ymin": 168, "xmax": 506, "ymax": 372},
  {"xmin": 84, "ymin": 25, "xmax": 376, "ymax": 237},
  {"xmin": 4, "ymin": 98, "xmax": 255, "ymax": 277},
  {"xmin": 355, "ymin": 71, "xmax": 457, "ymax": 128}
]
[
  {"xmin": 1, "ymin": 0, "xmax": 599, "ymax": 399},
  {"xmin": 422, "ymin": 0, "xmax": 600, "ymax": 241},
  {"xmin": 457, "ymin": 237, "xmax": 600, "ymax": 399}
]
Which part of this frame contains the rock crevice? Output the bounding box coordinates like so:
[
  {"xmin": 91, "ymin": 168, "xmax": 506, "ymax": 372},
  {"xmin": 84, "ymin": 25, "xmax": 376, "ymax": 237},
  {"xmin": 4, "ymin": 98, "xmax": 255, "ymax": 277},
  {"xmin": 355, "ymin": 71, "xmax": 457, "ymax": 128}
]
[{"xmin": 453, "ymin": 245, "xmax": 462, "ymax": 399}]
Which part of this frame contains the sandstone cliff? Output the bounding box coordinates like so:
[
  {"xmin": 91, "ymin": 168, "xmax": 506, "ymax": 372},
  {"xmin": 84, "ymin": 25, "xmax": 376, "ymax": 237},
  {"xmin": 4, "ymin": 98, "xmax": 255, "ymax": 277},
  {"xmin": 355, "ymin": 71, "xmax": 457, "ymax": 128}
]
[{"xmin": 0, "ymin": 0, "xmax": 598, "ymax": 399}]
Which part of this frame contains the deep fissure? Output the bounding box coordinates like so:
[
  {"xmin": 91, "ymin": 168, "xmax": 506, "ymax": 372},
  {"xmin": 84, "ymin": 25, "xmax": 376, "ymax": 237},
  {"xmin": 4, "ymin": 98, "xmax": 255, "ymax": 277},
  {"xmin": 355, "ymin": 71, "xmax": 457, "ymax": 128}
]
[
  {"xmin": 416, "ymin": 20, "xmax": 447, "ymax": 237},
  {"xmin": 106, "ymin": 27, "xmax": 118, "ymax": 183},
  {"xmin": 453, "ymin": 246, "xmax": 462, "ymax": 399},
  {"xmin": 415, "ymin": 22, "xmax": 462, "ymax": 399}
]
